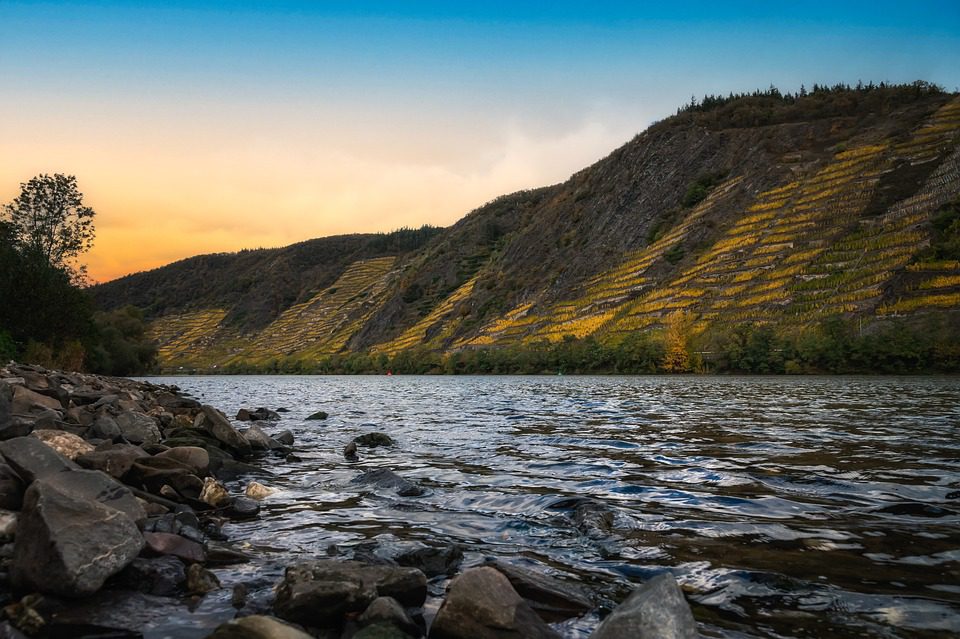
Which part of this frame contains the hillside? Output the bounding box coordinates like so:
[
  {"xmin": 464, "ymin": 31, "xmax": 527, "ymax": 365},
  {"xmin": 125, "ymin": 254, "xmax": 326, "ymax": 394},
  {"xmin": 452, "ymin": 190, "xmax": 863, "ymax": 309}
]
[{"xmin": 92, "ymin": 83, "xmax": 960, "ymax": 371}]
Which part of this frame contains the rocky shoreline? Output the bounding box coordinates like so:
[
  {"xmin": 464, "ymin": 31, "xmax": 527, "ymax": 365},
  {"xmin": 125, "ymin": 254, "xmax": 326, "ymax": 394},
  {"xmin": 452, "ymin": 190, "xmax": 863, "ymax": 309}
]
[{"xmin": 0, "ymin": 363, "xmax": 698, "ymax": 638}]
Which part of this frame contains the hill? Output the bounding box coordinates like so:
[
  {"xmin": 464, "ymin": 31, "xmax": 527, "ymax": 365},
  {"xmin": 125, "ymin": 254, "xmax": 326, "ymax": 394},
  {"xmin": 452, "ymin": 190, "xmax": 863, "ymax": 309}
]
[{"xmin": 92, "ymin": 82, "xmax": 960, "ymax": 372}]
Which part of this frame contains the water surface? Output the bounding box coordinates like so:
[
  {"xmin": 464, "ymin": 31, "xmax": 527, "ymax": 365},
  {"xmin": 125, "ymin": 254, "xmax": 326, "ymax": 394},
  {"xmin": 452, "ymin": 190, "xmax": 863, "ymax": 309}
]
[{"xmin": 143, "ymin": 375, "xmax": 960, "ymax": 638}]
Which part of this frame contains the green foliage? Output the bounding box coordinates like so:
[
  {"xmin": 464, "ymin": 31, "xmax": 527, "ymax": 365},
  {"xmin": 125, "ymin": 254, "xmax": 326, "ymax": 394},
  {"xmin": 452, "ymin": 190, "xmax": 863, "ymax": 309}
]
[
  {"xmin": 87, "ymin": 306, "xmax": 158, "ymax": 376},
  {"xmin": 0, "ymin": 330, "xmax": 15, "ymax": 363},
  {"xmin": 926, "ymin": 200, "xmax": 960, "ymax": 261},
  {"xmin": 682, "ymin": 172, "xmax": 727, "ymax": 208}
]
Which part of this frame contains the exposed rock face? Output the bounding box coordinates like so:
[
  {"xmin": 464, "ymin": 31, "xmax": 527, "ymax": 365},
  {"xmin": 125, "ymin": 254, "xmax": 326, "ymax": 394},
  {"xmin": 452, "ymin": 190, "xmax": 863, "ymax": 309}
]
[
  {"xmin": 12, "ymin": 479, "xmax": 144, "ymax": 597},
  {"xmin": 207, "ymin": 615, "xmax": 314, "ymax": 639},
  {"xmin": 274, "ymin": 560, "xmax": 427, "ymax": 628},
  {"xmin": 430, "ymin": 567, "xmax": 560, "ymax": 639},
  {"xmin": 589, "ymin": 573, "xmax": 699, "ymax": 639}
]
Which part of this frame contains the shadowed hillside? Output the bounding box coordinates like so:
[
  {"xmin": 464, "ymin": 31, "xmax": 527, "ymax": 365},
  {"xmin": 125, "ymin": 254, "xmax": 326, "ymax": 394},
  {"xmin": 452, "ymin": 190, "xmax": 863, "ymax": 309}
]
[{"xmin": 92, "ymin": 83, "xmax": 960, "ymax": 371}]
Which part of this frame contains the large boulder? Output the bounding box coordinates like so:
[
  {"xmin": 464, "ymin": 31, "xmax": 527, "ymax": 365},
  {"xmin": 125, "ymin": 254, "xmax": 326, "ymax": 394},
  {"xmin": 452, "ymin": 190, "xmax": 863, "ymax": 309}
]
[
  {"xmin": 12, "ymin": 479, "xmax": 144, "ymax": 597},
  {"xmin": 242, "ymin": 424, "xmax": 281, "ymax": 450},
  {"xmin": 115, "ymin": 411, "xmax": 162, "ymax": 445},
  {"xmin": 207, "ymin": 615, "xmax": 314, "ymax": 639},
  {"xmin": 0, "ymin": 436, "xmax": 79, "ymax": 482},
  {"xmin": 11, "ymin": 385, "xmax": 63, "ymax": 415},
  {"xmin": 42, "ymin": 468, "xmax": 146, "ymax": 524},
  {"xmin": 274, "ymin": 560, "xmax": 427, "ymax": 628},
  {"xmin": 430, "ymin": 567, "xmax": 560, "ymax": 639},
  {"xmin": 589, "ymin": 573, "xmax": 698, "ymax": 639},
  {"xmin": 486, "ymin": 560, "xmax": 592, "ymax": 621},
  {"xmin": 201, "ymin": 405, "xmax": 252, "ymax": 455}
]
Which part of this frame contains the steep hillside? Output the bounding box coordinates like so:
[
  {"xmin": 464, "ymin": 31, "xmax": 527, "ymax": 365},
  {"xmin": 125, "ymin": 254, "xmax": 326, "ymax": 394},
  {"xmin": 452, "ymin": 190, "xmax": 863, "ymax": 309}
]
[{"xmin": 93, "ymin": 84, "xmax": 960, "ymax": 371}]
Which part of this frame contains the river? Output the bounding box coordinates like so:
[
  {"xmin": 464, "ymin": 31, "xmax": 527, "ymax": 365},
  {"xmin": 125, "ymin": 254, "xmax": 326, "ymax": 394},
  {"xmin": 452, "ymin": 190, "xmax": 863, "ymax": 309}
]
[{"xmin": 140, "ymin": 375, "xmax": 960, "ymax": 638}]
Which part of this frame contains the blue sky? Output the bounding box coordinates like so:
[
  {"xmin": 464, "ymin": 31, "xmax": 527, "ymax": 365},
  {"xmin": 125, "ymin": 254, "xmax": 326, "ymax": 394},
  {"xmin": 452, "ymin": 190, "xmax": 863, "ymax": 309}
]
[{"xmin": 1, "ymin": 1, "xmax": 958, "ymax": 280}]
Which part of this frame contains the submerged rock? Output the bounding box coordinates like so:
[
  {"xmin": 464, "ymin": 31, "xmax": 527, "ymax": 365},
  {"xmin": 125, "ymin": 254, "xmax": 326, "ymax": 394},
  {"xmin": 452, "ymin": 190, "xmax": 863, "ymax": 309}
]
[
  {"xmin": 589, "ymin": 573, "xmax": 698, "ymax": 639},
  {"xmin": 13, "ymin": 479, "xmax": 143, "ymax": 597},
  {"xmin": 344, "ymin": 441, "xmax": 359, "ymax": 461},
  {"xmin": 352, "ymin": 469, "xmax": 424, "ymax": 497},
  {"xmin": 274, "ymin": 560, "xmax": 427, "ymax": 628},
  {"xmin": 430, "ymin": 567, "xmax": 560, "ymax": 639}
]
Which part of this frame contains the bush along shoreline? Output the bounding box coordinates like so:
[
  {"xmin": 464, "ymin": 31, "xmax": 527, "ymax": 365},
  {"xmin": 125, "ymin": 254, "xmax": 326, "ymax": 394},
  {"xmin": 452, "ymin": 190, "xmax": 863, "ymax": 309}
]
[{"xmin": 0, "ymin": 362, "xmax": 698, "ymax": 638}]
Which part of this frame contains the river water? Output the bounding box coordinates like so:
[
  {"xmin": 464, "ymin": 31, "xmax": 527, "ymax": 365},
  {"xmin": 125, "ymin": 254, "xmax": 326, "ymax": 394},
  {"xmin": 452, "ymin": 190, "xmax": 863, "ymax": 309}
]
[{"xmin": 140, "ymin": 375, "xmax": 960, "ymax": 639}]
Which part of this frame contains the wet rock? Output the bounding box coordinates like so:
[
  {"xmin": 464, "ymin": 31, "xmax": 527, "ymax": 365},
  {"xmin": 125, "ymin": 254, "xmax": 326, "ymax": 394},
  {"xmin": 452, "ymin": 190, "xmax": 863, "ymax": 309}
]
[
  {"xmin": 77, "ymin": 445, "xmax": 148, "ymax": 479},
  {"xmin": 200, "ymin": 477, "xmax": 232, "ymax": 507},
  {"xmin": 243, "ymin": 424, "xmax": 281, "ymax": 450},
  {"xmin": 245, "ymin": 481, "xmax": 275, "ymax": 500},
  {"xmin": 305, "ymin": 411, "xmax": 328, "ymax": 420},
  {"xmin": 225, "ymin": 496, "xmax": 261, "ymax": 519},
  {"xmin": 115, "ymin": 411, "xmax": 162, "ymax": 445},
  {"xmin": 359, "ymin": 596, "xmax": 420, "ymax": 637},
  {"xmin": 355, "ymin": 623, "xmax": 416, "ymax": 639},
  {"xmin": 590, "ymin": 573, "xmax": 697, "ymax": 639},
  {"xmin": 143, "ymin": 531, "xmax": 207, "ymax": 563},
  {"xmin": 43, "ymin": 590, "xmax": 188, "ymax": 638},
  {"xmin": 207, "ymin": 615, "xmax": 314, "ymax": 639},
  {"xmin": 274, "ymin": 560, "xmax": 427, "ymax": 627},
  {"xmin": 0, "ymin": 436, "xmax": 79, "ymax": 482},
  {"xmin": 29, "ymin": 429, "xmax": 94, "ymax": 460},
  {"xmin": 430, "ymin": 567, "xmax": 559, "ymax": 639},
  {"xmin": 395, "ymin": 544, "xmax": 463, "ymax": 578},
  {"xmin": 274, "ymin": 430, "xmax": 295, "ymax": 446},
  {"xmin": 231, "ymin": 583, "xmax": 248, "ymax": 609},
  {"xmin": 485, "ymin": 560, "xmax": 592, "ymax": 622},
  {"xmin": 237, "ymin": 407, "xmax": 281, "ymax": 422},
  {"xmin": 12, "ymin": 479, "xmax": 144, "ymax": 597},
  {"xmin": 0, "ymin": 463, "xmax": 24, "ymax": 510},
  {"xmin": 549, "ymin": 497, "xmax": 616, "ymax": 536},
  {"xmin": 352, "ymin": 469, "xmax": 424, "ymax": 497},
  {"xmin": 113, "ymin": 556, "xmax": 187, "ymax": 596},
  {"xmin": 201, "ymin": 405, "xmax": 253, "ymax": 455},
  {"xmin": 206, "ymin": 544, "xmax": 253, "ymax": 566},
  {"xmin": 214, "ymin": 458, "xmax": 272, "ymax": 481},
  {"xmin": 353, "ymin": 433, "xmax": 395, "ymax": 448},
  {"xmin": 344, "ymin": 441, "xmax": 359, "ymax": 461},
  {"xmin": 285, "ymin": 453, "xmax": 302, "ymax": 463},
  {"xmin": 186, "ymin": 562, "xmax": 221, "ymax": 595},
  {"xmin": 42, "ymin": 468, "xmax": 146, "ymax": 524}
]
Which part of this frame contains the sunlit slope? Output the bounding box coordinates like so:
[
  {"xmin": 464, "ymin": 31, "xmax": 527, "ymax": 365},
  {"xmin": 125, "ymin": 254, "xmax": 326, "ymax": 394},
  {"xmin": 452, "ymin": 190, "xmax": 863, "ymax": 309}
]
[{"xmin": 149, "ymin": 257, "xmax": 397, "ymax": 368}]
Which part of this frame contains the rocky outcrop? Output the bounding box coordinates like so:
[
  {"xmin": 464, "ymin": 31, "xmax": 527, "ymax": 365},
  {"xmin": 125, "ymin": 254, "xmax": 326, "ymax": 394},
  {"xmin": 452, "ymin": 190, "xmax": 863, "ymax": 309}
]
[
  {"xmin": 430, "ymin": 567, "xmax": 560, "ymax": 639},
  {"xmin": 589, "ymin": 573, "xmax": 698, "ymax": 639}
]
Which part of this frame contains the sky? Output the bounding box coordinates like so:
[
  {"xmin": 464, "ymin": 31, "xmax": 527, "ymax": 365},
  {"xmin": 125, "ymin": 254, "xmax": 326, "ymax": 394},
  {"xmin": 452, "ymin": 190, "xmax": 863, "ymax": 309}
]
[{"xmin": 1, "ymin": 2, "xmax": 959, "ymax": 283}]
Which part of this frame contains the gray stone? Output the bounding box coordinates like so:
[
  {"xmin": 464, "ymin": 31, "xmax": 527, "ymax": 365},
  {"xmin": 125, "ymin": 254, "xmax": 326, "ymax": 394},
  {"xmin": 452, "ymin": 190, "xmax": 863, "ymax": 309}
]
[
  {"xmin": 274, "ymin": 430, "xmax": 295, "ymax": 446},
  {"xmin": 90, "ymin": 414, "xmax": 122, "ymax": 440},
  {"xmin": 76, "ymin": 444, "xmax": 148, "ymax": 479},
  {"xmin": 487, "ymin": 560, "xmax": 592, "ymax": 621},
  {"xmin": 11, "ymin": 385, "xmax": 63, "ymax": 415},
  {"xmin": 43, "ymin": 468, "xmax": 147, "ymax": 524},
  {"xmin": 226, "ymin": 496, "xmax": 261, "ymax": 519},
  {"xmin": 157, "ymin": 445, "xmax": 210, "ymax": 475},
  {"xmin": 0, "ymin": 436, "xmax": 79, "ymax": 482},
  {"xmin": 116, "ymin": 411, "xmax": 162, "ymax": 445},
  {"xmin": 275, "ymin": 560, "xmax": 427, "ymax": 627},
  {"xmin": 355, "ymin": 623, "xmax": 415, "ymax": 639},
  {"xmin": 352, "ymin": 469, "xmax": 424, "ymax": 497},
  {"xmin": 359, "ymin": 596, "xmax": 420, "ymax": 637},
  {"xmin": 430, "ymin": 567, "xmax": 560, "ymax": 639},
  {"xmin": 237, "ymin": 407, "xmax": 280, "ymax": 422},
  {"xmin": 202, "ymin": 405, "xmax": 252, "ymax": 455},
  {"xmin": 12, "ymin": 479, "xmax": 144, "ymax": 597},
  {"xmin": 589, "ymin": 573, "xmax": 698, "ymax": 639},
  {"xmin": 305, "ymin": 410, "xmax": 328, "ymax": 420},
  {"xmin": 207, "ymin": 615, "xmax": 313, "ymax": 639},
  {"xmin": 242, "ymin": 423, "xmax": 280, "ymax": 450},
  {"xmin": 143, "ymin": 531, "xmax": 207, "ymax": 563},
  {"xmin": 353, "ymin": 433, "xmax": 395, "ymax": 448}
]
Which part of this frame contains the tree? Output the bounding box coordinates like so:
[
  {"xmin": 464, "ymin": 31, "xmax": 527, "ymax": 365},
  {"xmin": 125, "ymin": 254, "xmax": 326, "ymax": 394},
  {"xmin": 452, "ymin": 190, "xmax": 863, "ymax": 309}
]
[{"xmin": 2, "ymin": 174, "xmax": 95, "ymax": 280}]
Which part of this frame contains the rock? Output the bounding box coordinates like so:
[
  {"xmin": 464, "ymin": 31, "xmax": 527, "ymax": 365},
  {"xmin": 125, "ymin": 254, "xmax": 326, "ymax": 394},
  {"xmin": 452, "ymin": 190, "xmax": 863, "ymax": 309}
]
[
  {"xmin": 42, "ymin": 590, "xmax": 190, "ymax": 638},
  {"xmin": 353, "ymin": 433, "xmax": 395, "ymax": 448},
  {"xmin": 236, "ymin": 408, "xmax": 253, "ymax": 422},
  {"xmin": 274, "ymin": 560, "xmax": 427, "ymax": 627},
  {"xmin": 64, "ymin": 406, "xmax": 94, "ymax": 427},
  {"xmin": 200, "ymin": 477, "xmax": 232, "ymax": 507},
  {"xmin": 486, "ymin": 560, "xmax": 592, "ymax": 621},
  {"xmin": 430, "ymin": 567, "xmax": 560, "ymax": 639},
  {"xmin": 305, "ymin": 411, "xmax": 328, "ymax": 420},
  {"xmin": 207, "ymin": 615, "xmax": 314, "ymax": 639},
  {"xmin": 353, "ymin": 468, "xmax": 424, "ymax": 497},
  {"xmin": 245, "ymin": 481, "xmax": 275, "ymax": 500},
  {"xmin": 112, "ymin": 556, "xmax": 186, "ymax": 596},
  {"xmin": 589, "ymin": 573, "xmax": 698, "ymax": 639},
  {"xmin": 355, "ymin": 623, "xmax": 415, "ymax": 639},
  {"xmin": 549, "ymin": 497, "xmax": 617, "ymax": 536},
  {"xmin": 225, "ymin": 496, "xmax": 261, "ymax": 519},
  {"xmin": 143, "ymin": 531, "xmax": 207, "ymax": 563},
  {"xmin": 11, "ymin": 384, "xmax": 63, "ymax": 415},
  {"xmin": 29, "ymin": 429, "xmax": 94, "ymax": 460},
  {"xmin": 0, "ymin": 509, "xmax": 17, "ymax": 539},
  {"xmin": 214, "ymin": 458, "xmax": 272, "ymax": 481},
  {"xmin": 395, "ymin": 543, "xmax": 463, "ymax": 578},
  {"xmin": 0, "ymin": 435, "xmax": 79, "ymax": 482},
  {"xmin": 243, "ymin": 423, "xmax": 281, "ymax": 450},
  {"xmin": 76, "ymin": 444, "xmax": 148, "ymax": 479},
  {"xmin": 201, "ymin": 405, "xmax": 253, "ymax": 455},
  {"xmin": 90, "ymin": 414, "xmax": 122, "ymax": 440},
  {"xmin": 344, "ymin": 441, "xmax": 359, "ymax": 461},
  {"xmin": 42, "ymin": 468, "xmax": 146, "ymax": 524},
  {"xmin": 155, "ymin": 391, "xmax": 201, "ymax": 414},
  {"xmin": 115, "ymin": 410, "xmax": 162, "ymax": 445},
  {"xmin": 0, "ymin": 381, "xmax": 12, "ymax": 429},
  {"xmin": 12, "ymin": 479, "xmax": 144, "ymax": 597},
  {"xmin": 231, "ymin": 583, "xmax": 248, "ymax": 608},
  {"xmin": 274, "ymin": 430, "xmax": 295, "ymax": 446},
  {"xmin": 359, "ymin": 596, "xmax": 420, "ymax": 637},
  {"xmin": 237, "ymin": 407, "xmax": 281, "ymax": 422},
  {"xmin": 186, "ymin": 562, "xmax": 221, "ymax": 594},
  {"xmin": 0, "ymin": 463, "xmax": 24, "ymax": 510}
]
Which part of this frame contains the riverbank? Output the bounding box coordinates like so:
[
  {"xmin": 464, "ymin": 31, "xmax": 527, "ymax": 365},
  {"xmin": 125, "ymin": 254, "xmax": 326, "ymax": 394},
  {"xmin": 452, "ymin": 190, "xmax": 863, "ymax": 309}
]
[{"xmin": 0, "ymin": 364, "xmax": 698, "ymax": 638}]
